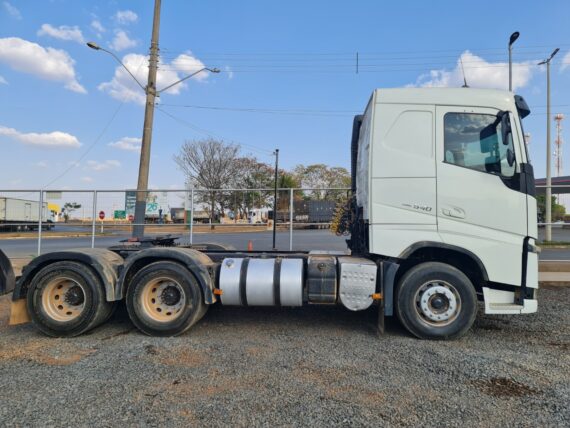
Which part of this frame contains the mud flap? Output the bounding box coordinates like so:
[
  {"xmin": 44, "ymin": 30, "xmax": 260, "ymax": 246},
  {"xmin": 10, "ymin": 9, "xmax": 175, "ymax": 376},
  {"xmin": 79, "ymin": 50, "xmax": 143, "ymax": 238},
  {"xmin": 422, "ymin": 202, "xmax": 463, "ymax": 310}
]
[
  {"xmin": 376, "ymin": 303, "xmax": 385, "ymax": 336},
  {"xmin": 9, "ymin": 299, "xmax": 31, "ymax": 325},
  {"xmin": 0, "ymin": 249, "xmax": 15, "ymax": 296}
]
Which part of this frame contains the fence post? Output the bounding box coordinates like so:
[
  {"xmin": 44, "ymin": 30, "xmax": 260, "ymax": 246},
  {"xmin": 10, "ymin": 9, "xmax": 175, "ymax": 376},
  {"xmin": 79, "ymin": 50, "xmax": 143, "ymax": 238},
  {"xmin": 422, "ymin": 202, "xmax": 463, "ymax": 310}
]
[
  {"xmin": 37, "ymin": 190, "xmax": 43, "ymax": 256},
  {"xmin": 289, "ymin": 188, "xmax": 294, "ymax": 251},
  {"xmin": 91, "ymin": 190, "xmax": 97, "ymax": 248},
  {"xmin": 190, "ymin": 188, "xmax": 194, "ymax": 244}
]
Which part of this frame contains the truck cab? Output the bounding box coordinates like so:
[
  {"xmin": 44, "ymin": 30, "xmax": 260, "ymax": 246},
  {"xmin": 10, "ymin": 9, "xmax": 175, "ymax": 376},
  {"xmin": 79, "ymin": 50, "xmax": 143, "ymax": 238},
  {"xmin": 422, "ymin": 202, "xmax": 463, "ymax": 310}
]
[{"xmin": 350, "ymin": 88, "xmax": 537, "ymax": 336}]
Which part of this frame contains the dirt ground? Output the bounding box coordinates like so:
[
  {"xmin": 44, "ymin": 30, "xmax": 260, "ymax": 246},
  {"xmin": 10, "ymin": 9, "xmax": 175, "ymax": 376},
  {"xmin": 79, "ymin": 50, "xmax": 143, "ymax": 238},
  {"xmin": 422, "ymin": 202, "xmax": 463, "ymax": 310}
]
[{"xmin": 0, "ymin": 287, "xmax": 568, "ymax": 427}]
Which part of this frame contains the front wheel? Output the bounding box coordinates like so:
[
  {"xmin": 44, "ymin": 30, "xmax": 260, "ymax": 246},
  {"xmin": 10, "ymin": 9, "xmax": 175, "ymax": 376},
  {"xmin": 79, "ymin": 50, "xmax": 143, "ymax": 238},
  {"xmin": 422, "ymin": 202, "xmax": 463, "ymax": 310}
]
[
  {"xmin": 396, "ymin": 262, "xmax": 477, "ymax": 340},
  {"xmin": 126, "ymin": 261, "xmax": 207, "ymax": 337}
]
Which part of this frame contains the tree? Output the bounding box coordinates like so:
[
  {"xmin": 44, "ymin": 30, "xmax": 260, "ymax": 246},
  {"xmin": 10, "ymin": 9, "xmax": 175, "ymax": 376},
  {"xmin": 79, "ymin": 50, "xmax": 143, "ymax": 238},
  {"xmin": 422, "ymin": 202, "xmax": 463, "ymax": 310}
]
[
  {"xmin": 537, "ymin": 194, "xmax": 566, "ymax": 222},
  {"xmin": 293, "ymin": 164, "xmax": 350, "ymax": 201},
  {"xmin": 62, "ymin": 202, "xmax": 81, "ymax": 223},
  {"xmin": 228, "ymin": 157, "xmax": 274, "ymax": 220},
  {"xmin": 174, "ymin": 139, "xmax": 240, "ymax": 223}
]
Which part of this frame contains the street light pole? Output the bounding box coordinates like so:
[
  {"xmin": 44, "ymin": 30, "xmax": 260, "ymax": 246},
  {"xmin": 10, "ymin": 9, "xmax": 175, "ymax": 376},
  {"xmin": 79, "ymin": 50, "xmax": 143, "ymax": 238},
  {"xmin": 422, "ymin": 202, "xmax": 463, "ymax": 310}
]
[
  {"xmin": 87, "ymin": 0, "xmax": 219, "ymax": 238},
  {"xmin": 508, "ymin": 31, "xmax": 520, "ymax": 92},
  {"xmin": 538, "ymin": 48, "xmax": 560, "ymax": 242},
  {"xmin": 132, "ymin": 0, "xmax": 162, "ymax": 238},
  {"xmin": 272, "ymin": 149, "xmax": 279, "ymax": 250}
]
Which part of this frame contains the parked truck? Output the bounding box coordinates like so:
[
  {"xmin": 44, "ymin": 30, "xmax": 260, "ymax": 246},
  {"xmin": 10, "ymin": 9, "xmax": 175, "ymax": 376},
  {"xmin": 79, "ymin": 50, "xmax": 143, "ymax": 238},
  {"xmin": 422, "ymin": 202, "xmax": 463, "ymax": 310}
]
[
  {"xmin": 0, "ymin": 88, "xmax": 538, "ymax": 340},
  {"xmin": 0, "ymin": 197, "xmax": 53, "ymax": 232}
]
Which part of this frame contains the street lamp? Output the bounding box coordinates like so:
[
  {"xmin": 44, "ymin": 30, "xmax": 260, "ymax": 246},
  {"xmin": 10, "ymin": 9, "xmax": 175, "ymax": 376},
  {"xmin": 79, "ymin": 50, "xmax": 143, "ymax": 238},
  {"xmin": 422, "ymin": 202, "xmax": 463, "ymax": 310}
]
[
  {"xmin": 538, "ymin": 47, "xmax": 560, "ymax": 242},
  {"xmin": 508, "ymin": 31, "xmax": 519, "ymax": 92},
  {"xmin": 86, "ymin": 40, "xmax": 220, "ymax": 238}
]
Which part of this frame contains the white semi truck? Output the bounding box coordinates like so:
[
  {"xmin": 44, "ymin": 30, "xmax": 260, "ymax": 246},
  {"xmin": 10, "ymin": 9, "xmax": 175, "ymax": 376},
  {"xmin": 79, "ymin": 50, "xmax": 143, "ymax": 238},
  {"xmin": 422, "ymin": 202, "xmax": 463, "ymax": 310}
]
[
  {"xmin": 0, "ymin": 197, "xmax": 53, "ymax": 232},
  {"xmin": 0, "ymin": 88, "xmax": 538, "ymax": 340}
]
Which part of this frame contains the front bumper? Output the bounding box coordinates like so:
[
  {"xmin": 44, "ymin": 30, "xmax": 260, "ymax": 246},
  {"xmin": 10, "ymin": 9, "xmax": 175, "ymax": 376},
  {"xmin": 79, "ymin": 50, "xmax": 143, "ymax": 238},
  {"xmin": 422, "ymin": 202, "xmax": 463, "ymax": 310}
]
[{"xmin": 483, "ymin": 287, "xmax": 537, "ymax": 314}]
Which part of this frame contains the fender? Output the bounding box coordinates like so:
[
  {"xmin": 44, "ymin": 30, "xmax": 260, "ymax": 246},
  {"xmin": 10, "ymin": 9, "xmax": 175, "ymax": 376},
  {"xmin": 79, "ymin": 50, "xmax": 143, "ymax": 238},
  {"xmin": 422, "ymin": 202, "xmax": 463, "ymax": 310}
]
[
  {"xmin": 0, "ymin": 249, "xmax": 15, "ymax": 296},
  {"xmin": 12, "ymin": 248, "xmax": 124, "ymax": 302},
  {"xmin": 398, "ymin": 241, "xmax": 489, "ymax": 282},
  {"xmin": 115, "ymin": 247, "xmax": 216, "ymax": 304}
]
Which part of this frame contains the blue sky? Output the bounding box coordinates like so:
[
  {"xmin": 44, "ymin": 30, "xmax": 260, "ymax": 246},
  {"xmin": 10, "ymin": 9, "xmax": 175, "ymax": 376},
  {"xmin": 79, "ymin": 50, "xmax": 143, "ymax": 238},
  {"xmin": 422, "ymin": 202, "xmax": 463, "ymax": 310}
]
[{"xmin": 0, "ymin": 0, "xmax": 569, "ymax": 192}]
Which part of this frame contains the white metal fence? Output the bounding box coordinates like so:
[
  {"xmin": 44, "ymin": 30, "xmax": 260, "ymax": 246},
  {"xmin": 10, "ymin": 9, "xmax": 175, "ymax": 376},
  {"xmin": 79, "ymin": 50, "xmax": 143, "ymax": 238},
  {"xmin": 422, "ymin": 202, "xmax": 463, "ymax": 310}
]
[{"xmin": 0, "ymin": 188, "xmax": 351, "ymax": 255}]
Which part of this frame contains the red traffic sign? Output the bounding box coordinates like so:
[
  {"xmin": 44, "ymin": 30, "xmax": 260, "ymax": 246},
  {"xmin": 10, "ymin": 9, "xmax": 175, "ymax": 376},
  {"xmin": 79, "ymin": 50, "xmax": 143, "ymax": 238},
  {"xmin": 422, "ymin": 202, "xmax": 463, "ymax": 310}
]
[
  {"xmin": 99, "ymin": 211, "xmax": 105, "ymax": 220},
  {"xmin": 128, "ymin": 214, "xmax": 134, "ymax": 222}
]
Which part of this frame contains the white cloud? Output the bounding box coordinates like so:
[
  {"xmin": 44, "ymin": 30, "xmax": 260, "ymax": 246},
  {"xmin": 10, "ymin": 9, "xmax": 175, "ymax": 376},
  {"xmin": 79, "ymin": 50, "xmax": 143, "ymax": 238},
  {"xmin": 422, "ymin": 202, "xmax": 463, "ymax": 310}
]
[
  {"xmin": 0, "ymin": 75, "xmax": 7, "ymax": 85},
  {"xmin": 3, "ymin": 2, "xmax": 21, "ymax": 19},
  {"xmin": 410, "ymin": 51, "xmax": 535, "ymax": 91},
  {"xmin": 38, "ymin": 24, "xmax": 85, "ymax": 44},
  {"xmin": 0, "ymin": 37, "xmax": 86, "ymax": 93},
  {"xmin": 86, "ymin": 160, "xmax": 121, "ymax": 171},
  {"xmin": 225, "ymin": 66, "xmax": 234, "ymax": 79},
  {"xmin": 34, "ymin": 160, "xmax": 48, "ymax": 168},
  {"xmin": 80, "ymin": 176, "xmax": 93, "ymax": 183},
  {"xmin": 91, "ymin": 19, "xmax": 105, "ymax": 34},
  {"xmin": 99, "ymin": 52, "xmax": 207, "ymax": 104},
  {"xmin": 109, "ymin": 30, "xmax": 137, "ymax": 51},
  {"xmin": 109, "ymin": 136, "xmax": 141, "ymax": 152},
  {"xmin": 561, "ymin": 52, "xmax": 570, "ymax": 72},
  {"xmin": 0, "ymin": 125, "xmax": 81, "ymax": 148},
  {"xmin": 115, "ymin": 10, "xmax": 138, "ymax": 24}
]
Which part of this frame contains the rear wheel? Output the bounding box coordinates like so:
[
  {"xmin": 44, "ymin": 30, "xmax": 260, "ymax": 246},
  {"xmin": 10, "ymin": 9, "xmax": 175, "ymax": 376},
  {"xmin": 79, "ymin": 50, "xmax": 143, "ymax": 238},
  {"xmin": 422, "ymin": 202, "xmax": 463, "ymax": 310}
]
[
  {"xmin": 27, "ymin": 261, "xmax": 113, "ymax": 337},
  {"xmin": 396, "ymin": 262, "xmax": 477, "ymax": 340},
  {"xmin": 126, "ymin": 261, "xmax": 206, "ymax": 336}
]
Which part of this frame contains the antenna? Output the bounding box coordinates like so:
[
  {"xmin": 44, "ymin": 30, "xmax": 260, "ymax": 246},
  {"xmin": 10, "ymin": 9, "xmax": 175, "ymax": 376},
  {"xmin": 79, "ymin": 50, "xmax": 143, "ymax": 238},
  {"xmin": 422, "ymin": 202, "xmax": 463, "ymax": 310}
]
[{"xmin": 460, "ymin": 57, "xmax": 469, "ymax": 88}]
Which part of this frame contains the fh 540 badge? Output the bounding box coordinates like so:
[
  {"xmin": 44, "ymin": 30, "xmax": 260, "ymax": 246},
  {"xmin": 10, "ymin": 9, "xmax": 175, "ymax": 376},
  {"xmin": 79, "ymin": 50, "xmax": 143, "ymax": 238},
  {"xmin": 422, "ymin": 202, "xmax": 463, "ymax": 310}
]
[{"xmin": 402, "ymin": 203, "xmax": 432, "ymax": 212}]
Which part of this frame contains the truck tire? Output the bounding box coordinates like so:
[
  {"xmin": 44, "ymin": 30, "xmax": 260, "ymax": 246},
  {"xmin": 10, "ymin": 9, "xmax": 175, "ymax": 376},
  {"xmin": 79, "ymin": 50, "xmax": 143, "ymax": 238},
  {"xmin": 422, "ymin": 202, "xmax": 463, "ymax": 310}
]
[
  {"xmin": 126, "ymin": 261, "xmax": 206, "ymax": 337},
  {"xmin": 395, "ymin": 262, "xmax": 477, "ymax": 340},
  {"xmin": 27, "ymin": 261, "xmax": 113, "ymax": 337}
]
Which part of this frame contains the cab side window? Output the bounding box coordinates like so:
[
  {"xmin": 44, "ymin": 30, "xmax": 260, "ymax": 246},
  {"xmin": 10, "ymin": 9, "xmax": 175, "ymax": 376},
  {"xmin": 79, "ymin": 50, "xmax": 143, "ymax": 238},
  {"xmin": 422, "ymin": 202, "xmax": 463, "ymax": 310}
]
[{"xmin": 444, "ymin": 113, "xmax": 515, "ymax": 177}]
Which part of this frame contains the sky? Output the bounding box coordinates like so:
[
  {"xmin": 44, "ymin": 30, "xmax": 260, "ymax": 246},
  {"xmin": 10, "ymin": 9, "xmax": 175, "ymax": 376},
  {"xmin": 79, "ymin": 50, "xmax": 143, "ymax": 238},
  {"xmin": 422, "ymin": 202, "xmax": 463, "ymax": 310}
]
[{"xmin": 0, "ymin": 0, "xmax": 569, "ymax": 195}]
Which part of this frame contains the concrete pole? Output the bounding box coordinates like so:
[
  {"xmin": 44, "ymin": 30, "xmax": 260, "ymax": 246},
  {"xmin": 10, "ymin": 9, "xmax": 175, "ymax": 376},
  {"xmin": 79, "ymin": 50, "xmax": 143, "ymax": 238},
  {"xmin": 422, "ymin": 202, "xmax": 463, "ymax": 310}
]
[
  {"xmin": 133, "ymin": 0, "xmax": 161, "ymax": 238},
  {"xmin": 546, "ymin": 60, "xmax": 552, "ymax": 241}
]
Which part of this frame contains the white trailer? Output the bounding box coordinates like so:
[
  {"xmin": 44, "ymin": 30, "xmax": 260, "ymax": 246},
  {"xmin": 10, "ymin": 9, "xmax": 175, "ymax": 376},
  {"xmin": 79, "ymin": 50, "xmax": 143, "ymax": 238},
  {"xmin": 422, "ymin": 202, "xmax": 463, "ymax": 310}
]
[
  {"xmin": 0, "ymin": 88, "xmax": 538, "ymax": 340},
  {"xmin": 0, "ymin": 198, "xmax": 53, "ymax": 232}
]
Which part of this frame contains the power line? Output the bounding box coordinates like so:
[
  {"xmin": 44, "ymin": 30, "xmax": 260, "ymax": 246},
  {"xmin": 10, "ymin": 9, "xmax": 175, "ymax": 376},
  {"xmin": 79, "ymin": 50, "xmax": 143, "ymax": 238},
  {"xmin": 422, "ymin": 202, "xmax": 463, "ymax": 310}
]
[
  {"xmin": 41, "ymin": 102, "xmax": 125, "ymax": 189},
  {"xmin": 158, "ymin": 103, "xmax": 358, "ymax": 117},
  {"xmin": 155, "ymin": 106, "xmax": 275, "ymax": 156}
]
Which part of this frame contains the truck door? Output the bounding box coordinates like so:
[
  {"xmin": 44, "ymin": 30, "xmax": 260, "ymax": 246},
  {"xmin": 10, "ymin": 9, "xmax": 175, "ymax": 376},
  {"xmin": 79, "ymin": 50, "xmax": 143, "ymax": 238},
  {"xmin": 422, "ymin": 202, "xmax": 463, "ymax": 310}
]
[{"xmin": 435, "ymin": 106, "xmax": 527, "ymax": 286}]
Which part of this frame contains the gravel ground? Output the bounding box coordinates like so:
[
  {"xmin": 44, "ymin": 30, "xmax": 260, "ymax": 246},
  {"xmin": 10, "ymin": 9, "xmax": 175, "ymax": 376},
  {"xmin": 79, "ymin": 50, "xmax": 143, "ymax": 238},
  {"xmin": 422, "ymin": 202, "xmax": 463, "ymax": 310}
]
[{"xmin": 0, "ymin": 287, "xmax": 569, "ymax": 427}]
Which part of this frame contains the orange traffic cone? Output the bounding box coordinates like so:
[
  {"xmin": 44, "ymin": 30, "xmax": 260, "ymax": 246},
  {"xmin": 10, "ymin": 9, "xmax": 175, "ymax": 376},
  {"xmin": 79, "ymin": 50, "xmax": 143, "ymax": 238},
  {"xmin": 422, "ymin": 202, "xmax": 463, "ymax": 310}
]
[{"xmin": 247, "ymin": 240, "xmax": 253, "ymax": 251}]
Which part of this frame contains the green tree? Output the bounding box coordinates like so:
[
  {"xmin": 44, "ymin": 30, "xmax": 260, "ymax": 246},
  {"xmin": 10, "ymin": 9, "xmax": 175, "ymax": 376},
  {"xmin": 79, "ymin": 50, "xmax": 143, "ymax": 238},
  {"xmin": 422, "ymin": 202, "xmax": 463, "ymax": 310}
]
[
  {"xmin": 536, "ymin": 195, "xmax": 566, "ymax": 222},
  {"xmin": 62, "ymin": 202, "xmax": 81, "ymax": 223}
]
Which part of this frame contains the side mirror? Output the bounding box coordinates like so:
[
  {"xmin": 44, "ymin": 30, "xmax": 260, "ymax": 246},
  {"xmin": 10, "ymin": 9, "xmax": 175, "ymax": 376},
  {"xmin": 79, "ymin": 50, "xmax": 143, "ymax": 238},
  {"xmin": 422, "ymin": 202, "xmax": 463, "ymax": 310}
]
[
  {"xmin": 507, "ymin": 148, "xmax": 516, "ymax": 167},
  {"xmin": 500, "ymin": 111, "xmax": 512, "ymax": 145}
]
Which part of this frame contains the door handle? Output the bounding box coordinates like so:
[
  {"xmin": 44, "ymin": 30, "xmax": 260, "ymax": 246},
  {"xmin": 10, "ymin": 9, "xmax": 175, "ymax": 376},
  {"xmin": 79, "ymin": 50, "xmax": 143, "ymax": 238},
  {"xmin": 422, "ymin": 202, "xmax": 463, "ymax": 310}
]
[{"xmin": 442, "ymin": 207, "xmax": 465, "ymax": 219}]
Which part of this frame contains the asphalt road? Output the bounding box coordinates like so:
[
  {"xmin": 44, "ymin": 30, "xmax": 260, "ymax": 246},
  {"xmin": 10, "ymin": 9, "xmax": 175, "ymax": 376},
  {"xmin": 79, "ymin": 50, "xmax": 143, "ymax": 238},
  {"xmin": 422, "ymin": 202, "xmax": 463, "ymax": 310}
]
[{"xmin": 0, "ymin": 230, "xmax": 349, "ymax": 259}]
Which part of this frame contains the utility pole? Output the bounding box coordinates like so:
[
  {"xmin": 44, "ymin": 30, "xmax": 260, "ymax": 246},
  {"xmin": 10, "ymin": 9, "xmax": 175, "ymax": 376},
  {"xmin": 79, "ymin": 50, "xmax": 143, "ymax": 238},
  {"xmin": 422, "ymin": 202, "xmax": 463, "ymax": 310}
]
[
  {"xmin": 86, "ymin": 0, "xmax": 219, "ymax": 238},
  {"xmin": 538, "ymin": 48, "xmax": 560, "ymax": 242},
  {"xmin": 272, "ymin": 149, "xmax": 279, "ymax": 250},
  {"xmin": 133, "ymin": 0, "xmax": 161, "ymax": 238}
]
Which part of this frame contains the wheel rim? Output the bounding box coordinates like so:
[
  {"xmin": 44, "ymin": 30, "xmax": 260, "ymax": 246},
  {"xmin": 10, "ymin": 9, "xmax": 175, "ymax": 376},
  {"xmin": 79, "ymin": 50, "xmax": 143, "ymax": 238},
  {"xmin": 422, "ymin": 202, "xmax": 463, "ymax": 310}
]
[
  {"xmin": 41, "ymin": 277, "xmax": 86, "ymax": 322},
  {"xmin": 140, "ymin": 277, "xmax": 186, "ymax": 322},
  {"xmin": 414, "ymin": 280, "xmax": 461, "ymax": 327}
]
